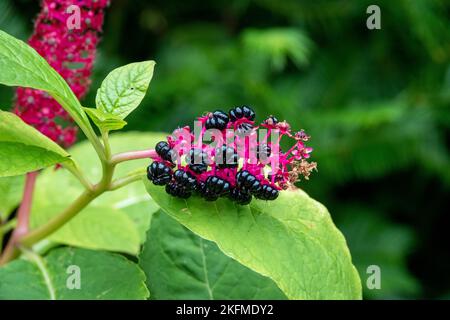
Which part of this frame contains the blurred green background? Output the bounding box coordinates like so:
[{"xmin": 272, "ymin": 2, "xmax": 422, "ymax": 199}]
[{"xmin": 1, "ymin": 0, "xmax": 449, "ymax": 299}]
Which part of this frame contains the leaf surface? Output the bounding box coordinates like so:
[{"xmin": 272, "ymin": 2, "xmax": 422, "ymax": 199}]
[
  {"xmin": 0, "ymin": 111, "xmax": 71, "ymax": 177},
  {"xmin": 139, "ymin": 211, "xmax": 286, "ymax": 299},
  {"xmin": 145, "ymin": 181, "xmax": 362, "ymax": 300},
  {"xmin": 96, "ymin": 61, "xmax": 155, "ymax": 119},
  {"xmin": 0, "ymin": 248, "xmax": 149, "ymax": 299}
]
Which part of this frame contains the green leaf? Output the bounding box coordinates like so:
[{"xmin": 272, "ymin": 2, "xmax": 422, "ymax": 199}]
[
  {"xmin": 0, "ymin": 175, "xmax": 24, "ymax": 220},
  {"xmin": 32, "ymin": 205, "xmax": 141, "ymax": 255},
  {"xmin": 0, "ymin": 111, "xmax": 71, "ymax": 177},
  {"xmin": 31, "ymin": 132, "xmax": 165, "ymax": 254},
  {"xmin": 145, "ymin": 182, "xmax": 362, "ymax": 300},
  {"xmin": 96, "ymin": 61, "xmax": 155, "ymax": 119},
  {"xmin": 0, "ymin": 30, "xmax": 91, "ymax": 131},
  {"xmin": 140, "ymin": 211, "xmax": 286, "ymax": 299},
  {"xmin": 84, "ymin": 107, "xmax": 127, "ymax": 131},
  {"xmin": 0, "ymin": 247, "xmax": 149, "ymax": 299}
]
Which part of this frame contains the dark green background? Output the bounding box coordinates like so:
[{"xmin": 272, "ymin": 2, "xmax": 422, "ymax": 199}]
[{"xmin": 1, "ymin": 0, "xmax": 449, "ymax": 299}]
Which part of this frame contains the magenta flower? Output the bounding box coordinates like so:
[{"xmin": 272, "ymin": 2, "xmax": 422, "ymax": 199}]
[
  {"xmin": 147, "ymin": 106, "xmax": 317, "ymax": 205},
  {"xmin": 14, "ymin": 0, "xmax": 110, "ymax": 147}
]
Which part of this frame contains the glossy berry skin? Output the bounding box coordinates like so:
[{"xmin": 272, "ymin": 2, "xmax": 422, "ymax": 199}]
[
  {"xmin": 264, "ymin": 115, "xmax": 279, "ymax": 126},
  {"xmin": 205, "ymin": 110, "xmax": 229, "ymax": 130},
  {"xmin": 155, "ymin": 141, "xmax": 175, "ymax": 162},
  {"xmin": 198, "ymin": 182, "xmax": 219, "ymax": 201},
  {"xmin": 236, "ymin": 170, "xmax": 262, "ymax": 194},
  {"xmin": 229, "ymin": 106, "xmax": 256, "ymax": 121},
  {"xmin": 229, "ymin": 187, "xmax": 252, "ymax": 205},
  {"xmin": 236, "ymin": 122, "xmax": 254, "ymax": 135},
  {"xmin": 187, "ymin": 148, "xmax": 209, "ymax": 174},
  {"xmin": 173, "ymin": 169, "xmax": 197, "ymax": 191},
  {"xmin": 215, "ymin": 145, "xmax": 238, "ymax": 168},
  {"xmin": 255, "ymin": 184, "xmax": 279, "ymax": 201},
  {"xmin": 205, "ymin": 176, "xmax": 231, "ymax": 196},
  {"xmin": 165, "ymin": 181, "xmax": 191, "ymax": 199},
  {"xmin": 147, "ymin": 161, "xmax": 172, "ymax": 185}
]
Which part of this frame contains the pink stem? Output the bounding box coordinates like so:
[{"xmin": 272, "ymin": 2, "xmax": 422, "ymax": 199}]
[
  {"xmin": 111, "ymin": 149, "xmax": 158, "ymax": 165},
  {"xmin": 15, "ymin": 171, "xmax": 38, "ymax": 237},
  {"xmin": 0, "ymin": 171, "xmax": 38, "ymax": 264},
  {"xmin": 263, "ymin": 128, "xmax": 272, "ymax": 144}
]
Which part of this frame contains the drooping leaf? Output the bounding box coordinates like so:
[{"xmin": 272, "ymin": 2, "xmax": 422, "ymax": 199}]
[
  {"xmin": 96, "ymin": 61, "xmax": 155, "ymax": 119},
  {"xmin": 31, "ymin": 132, "xmax": 165, "ymax": 254},
  {"xmin": 145, "ymin": 181, "xmax": 362, "ymax": 300},
  {"xmin": 139, "ymin": 211, "xmax": 287, "ymax": 300},
  {"xmin": 0, "ymin": 111, "xmax": 71, "ymax": 177},
  {"xmin": 0, "ymin": 247, "xmax": 149, "ymax": 300},
  {"xmin": 84, "ymin": 107, "xmax": 127, "ymax": 131},
  {"xmin": 0, "ymin": 175, "xmax": 24, "ymax": 220},
  {"xmin": 0, "ymin": 30, "xmax": 91, "ymax": 131}
]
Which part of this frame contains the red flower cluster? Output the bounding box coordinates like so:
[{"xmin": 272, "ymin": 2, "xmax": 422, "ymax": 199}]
[{"xmin": 14, "ymin": 0, "xmax": 110, "ymax": 147}]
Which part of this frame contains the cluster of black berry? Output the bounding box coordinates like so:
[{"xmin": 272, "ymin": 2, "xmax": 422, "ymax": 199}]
[{"xmin": 147, "ymin": 106, "xmax": 281, "ymax": 205}]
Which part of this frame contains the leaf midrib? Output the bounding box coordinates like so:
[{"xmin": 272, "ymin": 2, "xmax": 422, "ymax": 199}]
[{"xmin": 26, "ymin": 253, "xmax": 56, "ymax": 300}]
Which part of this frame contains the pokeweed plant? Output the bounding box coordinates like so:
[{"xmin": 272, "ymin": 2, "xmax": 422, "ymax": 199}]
[{"xmin": 0, "ymin": 29, "xmax": 362, "ymax": 300}]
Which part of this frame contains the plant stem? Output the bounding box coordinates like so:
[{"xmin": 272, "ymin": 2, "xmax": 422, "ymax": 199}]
[
  {"xmin": 111, "ymin": 149, "xmax": 157, "ymax": 165},
  {"xmin": 102, "ymin": 130, "xmax": 111, "ymax": 160},
  {"xmin": 0, "ymin": 143, "xmax": 156, "ymax": 265},
  {"xmin": 20, "ymin": 188, "xmax": 100, "ymax": 247},
  {"xmin": 109, "ymin": 173, "xmax": 144, "ymax": 191},
  {"xmin": 16, "ymin": 172, "xmax": 38, "ymax": 236},
  {"xmin": 0, "ymin": 172, "xmax": 38, "ymax": 264},
  {"xmin": 63, "ymin": 161, "xmax": 93, "ymax": 191}
]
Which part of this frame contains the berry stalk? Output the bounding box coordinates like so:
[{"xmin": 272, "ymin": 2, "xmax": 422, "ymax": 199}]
[{"xmin": 111, "ymin": 149, "xmax": 159, "ymax": 165}]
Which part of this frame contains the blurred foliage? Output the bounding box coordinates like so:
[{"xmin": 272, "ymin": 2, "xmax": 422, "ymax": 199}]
[{"xmin": 1, "ymin": 0, "xmax": 449, "ymax": 299}]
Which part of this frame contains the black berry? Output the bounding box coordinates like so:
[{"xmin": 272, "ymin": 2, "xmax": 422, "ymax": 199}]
[
  {"xmin": 147, "ymin": 161, "xmax": 172, "ymax": 185},
  {"xmin": 236, "ymin": 170, "xmax": 262, "ymax": 194},
  {"xmin": 155, "ymin": 141, "xmax": 175, "ymax": 162},
  {"xmin": 255, "ymin": 184, "xmax": 279, "ymax": 201},
  {"xmin": 205, "ymin": 110, "xmax": 229, "ymax": 130},
  {"xmin": 229, "ymin": 187, "xmax": 252, "ymax": 205},
  {"xmin": 187, "ymin": 148, "xmax": 209, "ymax": 174},
  {"xmin": 229, "ymin": 106, "xmax": 256, "ymax": 121},
  {"xmin": 236, "ymin": 122, "xmax": 254, "ymax": 135},
  {"xmin": 215, "ymin": 145, "xmax": 238, "ymax": 168},
  {"xmin": 198, "ymin": 182, "xmax": 219, "ymax": 201},
  {"xmin": 264, "ymin": 115, "xmax": 279, "ymax": 126},
  {"xmin": 165, "ymin": 181, "xmax": 191, "ymax": 199},
  {"xmin": 205, "ymin": 176, "xmax": 231, "ymax": 196},
  {"xmin": 173, "ymin": 169, "xmax": 197, "ymax": 191}
]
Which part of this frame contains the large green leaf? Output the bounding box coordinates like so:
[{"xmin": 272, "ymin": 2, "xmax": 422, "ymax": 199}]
[
  {"xmin": 31, "ymin": 132, "xmax": 165, "ymax": 254},
  {"xmin": 0, "ymin": 247, "xmax": 149, "ymax": 299},
  {"xmin": 0, "ymin": 30, "xmax": 91, "ymax": 131},
  {"xmin": 32, "ymin": 205, "xmax": 141, "ymax": 255},
  {"xmin": 140, "ymin": 211, "xmax": 286, "ymax": 300},
  {"xmin": 96, "ymin": 61, "xmax": 155, "ymax": 119},
  {"xmin": 145, "ymin": 181, "xmax": 362, "ymax": 300},
  {"xmin": 0, "ymin": 175, "xmax": 24, "ymax": 220},
  {"xmin": 0, "ymin": 111, "xmax": 71, "ymax": 177}
]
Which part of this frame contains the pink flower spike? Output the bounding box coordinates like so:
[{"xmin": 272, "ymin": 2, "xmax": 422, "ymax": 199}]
[{"xmin": 13, "ymin": 0, "xmax": 110, "ymax": 148}]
